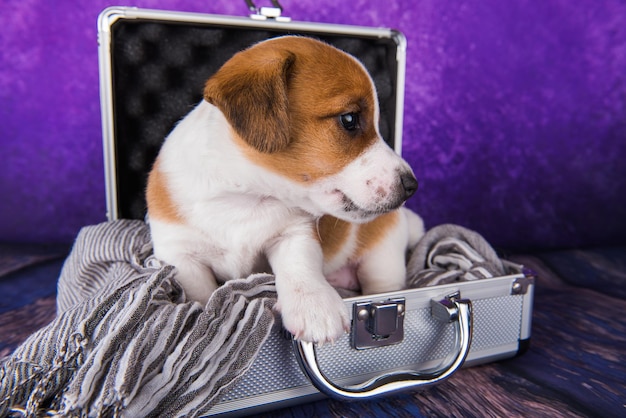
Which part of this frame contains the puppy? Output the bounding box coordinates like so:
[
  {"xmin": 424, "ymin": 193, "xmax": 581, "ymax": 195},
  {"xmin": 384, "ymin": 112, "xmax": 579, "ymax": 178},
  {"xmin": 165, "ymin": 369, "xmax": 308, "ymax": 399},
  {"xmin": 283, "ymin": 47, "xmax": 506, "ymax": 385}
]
[{"xmin": 146, "ymin": 36, "xmax": 424, "ymax": 343}]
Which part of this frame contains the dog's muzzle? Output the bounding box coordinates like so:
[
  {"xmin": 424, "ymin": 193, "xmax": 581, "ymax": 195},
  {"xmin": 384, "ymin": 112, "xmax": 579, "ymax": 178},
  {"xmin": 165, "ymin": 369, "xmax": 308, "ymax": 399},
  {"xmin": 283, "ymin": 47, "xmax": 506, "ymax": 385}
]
[{"xmin": 345, "ymin": 171, "xmax": 418, "ymax": 217}]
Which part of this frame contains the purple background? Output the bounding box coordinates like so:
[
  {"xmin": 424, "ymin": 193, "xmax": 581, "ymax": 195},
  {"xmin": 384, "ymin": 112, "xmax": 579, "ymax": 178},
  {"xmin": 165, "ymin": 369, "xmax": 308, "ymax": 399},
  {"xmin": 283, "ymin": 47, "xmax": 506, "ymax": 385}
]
[{"xmin": 1, "ymin": 0, "xmax": 625, "ymax": 251}]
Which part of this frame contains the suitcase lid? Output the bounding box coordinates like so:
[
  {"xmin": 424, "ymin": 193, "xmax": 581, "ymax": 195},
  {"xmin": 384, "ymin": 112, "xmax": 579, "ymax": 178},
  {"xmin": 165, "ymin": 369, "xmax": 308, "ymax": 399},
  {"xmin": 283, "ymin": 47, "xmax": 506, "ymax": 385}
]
[{"xmin": 98, "ymin": 6, "xmax": 407, "ymax": 221}]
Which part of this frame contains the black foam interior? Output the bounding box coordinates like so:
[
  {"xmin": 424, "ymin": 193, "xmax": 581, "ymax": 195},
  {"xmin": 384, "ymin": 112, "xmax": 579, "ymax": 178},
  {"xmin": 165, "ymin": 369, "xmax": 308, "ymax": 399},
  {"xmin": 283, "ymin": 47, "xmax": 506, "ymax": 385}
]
[{"xmin": 110, "ymin": 18, "xmax": 400, "ymax": 219}]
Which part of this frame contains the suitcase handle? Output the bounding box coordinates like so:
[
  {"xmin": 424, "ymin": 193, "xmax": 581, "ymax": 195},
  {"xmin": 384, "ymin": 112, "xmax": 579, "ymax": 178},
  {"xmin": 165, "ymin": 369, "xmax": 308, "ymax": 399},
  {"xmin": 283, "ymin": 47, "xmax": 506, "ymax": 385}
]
[{"xmin": 292, "ymin": 297, "xmax": 473, "ymax": 400}]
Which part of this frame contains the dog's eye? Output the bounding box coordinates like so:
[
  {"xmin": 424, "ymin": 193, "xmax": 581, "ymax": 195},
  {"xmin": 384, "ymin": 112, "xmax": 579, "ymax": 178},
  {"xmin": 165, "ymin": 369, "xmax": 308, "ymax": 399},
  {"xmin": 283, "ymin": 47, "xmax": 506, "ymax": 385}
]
[{"xmin": 339, "ymin": 113, "xmax": 360, "ymax": 132}]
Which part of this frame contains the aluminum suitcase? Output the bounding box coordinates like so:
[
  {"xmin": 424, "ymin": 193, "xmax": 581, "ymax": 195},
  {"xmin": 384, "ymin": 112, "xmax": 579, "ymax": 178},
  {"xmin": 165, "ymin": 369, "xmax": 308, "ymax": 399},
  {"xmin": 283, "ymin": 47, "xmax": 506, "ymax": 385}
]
[{"xmin": 97, "ymin": 4, "xmax": 535, "ymax": 416}]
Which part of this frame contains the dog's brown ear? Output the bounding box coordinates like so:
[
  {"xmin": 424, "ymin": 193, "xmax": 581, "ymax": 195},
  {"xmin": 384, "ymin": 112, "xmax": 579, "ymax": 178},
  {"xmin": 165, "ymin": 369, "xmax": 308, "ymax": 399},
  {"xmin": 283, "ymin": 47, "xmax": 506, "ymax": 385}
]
[{"xmin": 204, "ymin": 45, "xmax": 295, "ymax": 153}]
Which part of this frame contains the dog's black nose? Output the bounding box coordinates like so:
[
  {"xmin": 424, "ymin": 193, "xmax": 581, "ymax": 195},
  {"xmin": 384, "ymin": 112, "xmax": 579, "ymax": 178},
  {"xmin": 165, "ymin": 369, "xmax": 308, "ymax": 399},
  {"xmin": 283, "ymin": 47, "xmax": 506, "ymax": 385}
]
[{"xmin": 400, "ymin": 172, "xmax": 418, "ymax": 200}]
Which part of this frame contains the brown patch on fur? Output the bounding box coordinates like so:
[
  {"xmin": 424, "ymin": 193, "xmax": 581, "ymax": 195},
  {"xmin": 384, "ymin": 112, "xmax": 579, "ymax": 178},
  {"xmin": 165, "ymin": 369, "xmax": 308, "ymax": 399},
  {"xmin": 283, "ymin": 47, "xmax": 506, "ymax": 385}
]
[
  {"xmin": 317, "ymin": 211, "xmax": 399, "ymax": 261},
  {"xmin": 204, "ymin": 44, "xmax": 294, "ymax": 154},
  {"xmin": 146, "ymin": 159, "xmax": 183, "ymax": 223},
  {"xmin": 206, "ymin": 37, "xmax": 379, "ymax": 183},
  {"xmin": 355, "ymin": 211, "xmax": 399, "ymax": 257},
  {"xmin": 316, "ymin": 215, "xmax": 353, "ymax": 260}
]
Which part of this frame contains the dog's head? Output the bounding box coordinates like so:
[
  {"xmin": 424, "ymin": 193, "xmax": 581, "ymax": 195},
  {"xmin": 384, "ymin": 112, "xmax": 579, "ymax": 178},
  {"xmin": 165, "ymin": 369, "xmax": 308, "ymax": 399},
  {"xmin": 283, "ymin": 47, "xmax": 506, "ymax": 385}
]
[{"xmin": 204, "ymin": 36, "xmax": 417, "ymax": 223}]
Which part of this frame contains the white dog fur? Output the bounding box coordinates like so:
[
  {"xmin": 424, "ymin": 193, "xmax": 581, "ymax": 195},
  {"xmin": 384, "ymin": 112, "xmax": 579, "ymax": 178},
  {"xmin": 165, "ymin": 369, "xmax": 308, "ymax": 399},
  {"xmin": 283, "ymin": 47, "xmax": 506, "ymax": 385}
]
[{"xmin": 147, "ymin": 36, "xmax": 424, "ymax": 343}]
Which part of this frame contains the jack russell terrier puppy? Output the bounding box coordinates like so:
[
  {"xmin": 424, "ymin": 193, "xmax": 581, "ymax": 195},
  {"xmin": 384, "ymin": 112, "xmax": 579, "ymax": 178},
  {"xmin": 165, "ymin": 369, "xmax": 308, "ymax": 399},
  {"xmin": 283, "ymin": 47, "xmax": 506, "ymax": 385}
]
[{"xmin": 146, "ymin": 36, "xmax": 424, "ymax": 343}]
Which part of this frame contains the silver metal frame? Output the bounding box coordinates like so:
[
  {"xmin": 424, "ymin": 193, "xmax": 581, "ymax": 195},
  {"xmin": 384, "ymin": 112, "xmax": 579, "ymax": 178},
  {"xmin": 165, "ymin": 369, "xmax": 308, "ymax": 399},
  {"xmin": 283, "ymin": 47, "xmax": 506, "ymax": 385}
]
[{"xmin": 206, "ymin": 270, "xmax": 534, "ymax": 415}]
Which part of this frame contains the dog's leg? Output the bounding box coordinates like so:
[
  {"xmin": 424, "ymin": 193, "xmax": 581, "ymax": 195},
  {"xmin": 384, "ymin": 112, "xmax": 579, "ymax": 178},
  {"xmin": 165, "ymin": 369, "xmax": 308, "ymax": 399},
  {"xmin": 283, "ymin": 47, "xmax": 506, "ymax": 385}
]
[
  {"xmin": 357, "ymin": 242, "xmax": 407, "ymax": 294},
  {"xmin": 356, "ymin": 209, "xmax": 423, "ymax": 294},
  {"xmin": 171, "ymin": 258, "xmax": 219, "ymax": 305},
  {"xmin": 150, "ymin": 221, "xmax": 219, "ymax": 305},
  {"xmin": 267, "ymin": 224, "xmax": 350, "ymax": 343}
]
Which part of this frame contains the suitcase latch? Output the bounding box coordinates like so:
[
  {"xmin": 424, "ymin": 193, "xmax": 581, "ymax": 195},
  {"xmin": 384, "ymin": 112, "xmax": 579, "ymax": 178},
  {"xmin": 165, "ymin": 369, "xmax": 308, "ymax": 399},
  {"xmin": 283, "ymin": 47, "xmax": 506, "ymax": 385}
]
[{"xmin": 352, "ymin": 298, "xmax": 405, "ymax": 350}]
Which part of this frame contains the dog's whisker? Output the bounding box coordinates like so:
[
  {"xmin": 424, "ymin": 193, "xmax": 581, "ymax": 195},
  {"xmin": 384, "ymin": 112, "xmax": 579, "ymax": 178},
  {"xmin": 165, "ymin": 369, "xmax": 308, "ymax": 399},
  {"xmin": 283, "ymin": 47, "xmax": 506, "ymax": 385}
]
[{"xmin": 314, "ymin": 217, "xmax": 323, "ymax": 242}]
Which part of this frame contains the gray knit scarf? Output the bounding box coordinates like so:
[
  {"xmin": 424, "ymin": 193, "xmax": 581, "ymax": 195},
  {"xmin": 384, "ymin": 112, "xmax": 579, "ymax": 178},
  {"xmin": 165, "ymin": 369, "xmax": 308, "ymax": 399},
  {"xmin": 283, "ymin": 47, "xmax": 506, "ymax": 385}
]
[{"xmin": 0, "ymin": 220, "xmax": 277, "ymax": 417}]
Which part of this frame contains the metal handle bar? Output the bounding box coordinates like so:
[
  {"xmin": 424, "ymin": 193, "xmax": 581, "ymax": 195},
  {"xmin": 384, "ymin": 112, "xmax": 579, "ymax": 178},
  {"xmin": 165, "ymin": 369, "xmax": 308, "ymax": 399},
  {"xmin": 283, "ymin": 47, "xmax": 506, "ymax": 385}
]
[{"xmin": 292, "ymin": 298, "xmax": 472, "ymax": 400}]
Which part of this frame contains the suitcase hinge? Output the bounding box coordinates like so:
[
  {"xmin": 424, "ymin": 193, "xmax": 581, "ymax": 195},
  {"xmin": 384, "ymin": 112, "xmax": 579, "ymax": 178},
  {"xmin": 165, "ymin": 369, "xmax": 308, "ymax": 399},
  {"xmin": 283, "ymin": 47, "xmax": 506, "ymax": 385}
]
[
  {"xmin": 511, "ymin": 273, "xmax": 535, "ymax": 295},
  {"xmin": 430, "ymin": 291, "xmax": 468, "ymax": 322},
  {"xmin": 352, "ymin": 298, "xmax": 405, "ymax": 350},
  {"xmin": 245, "ymin": 0, "xmax": 292, "ymax": 22}
]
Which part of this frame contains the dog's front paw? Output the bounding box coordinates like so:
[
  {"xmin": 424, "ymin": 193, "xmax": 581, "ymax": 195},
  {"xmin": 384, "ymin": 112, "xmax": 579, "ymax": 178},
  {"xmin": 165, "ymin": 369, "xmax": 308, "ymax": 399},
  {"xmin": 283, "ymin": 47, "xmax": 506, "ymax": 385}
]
[{"xmin": 277, "ymin": 284, "xmax": 350, "ymax": 344}]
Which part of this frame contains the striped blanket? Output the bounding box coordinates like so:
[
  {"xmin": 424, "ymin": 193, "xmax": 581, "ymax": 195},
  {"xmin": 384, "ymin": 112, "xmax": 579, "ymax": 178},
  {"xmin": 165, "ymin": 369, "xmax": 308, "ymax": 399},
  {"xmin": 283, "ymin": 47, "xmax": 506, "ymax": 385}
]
[
  {"xmin": 0, "ymin": 220, "xmax": 277, "ymax": 417},
  {"xmin": 406, "ymin": 223, "xmax": 506, "ymax": 287},
  {"xmin": 0, "ymin": 220, "xmax": 502, "ymax": 417}
]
